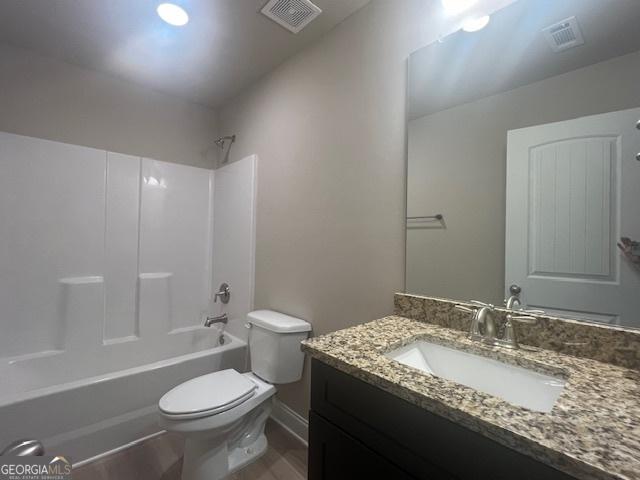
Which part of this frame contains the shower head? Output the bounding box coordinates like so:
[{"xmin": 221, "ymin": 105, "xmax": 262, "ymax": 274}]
[{"xmin": 214, "ymin": 135, "xmax": 236, "ymax": 150}]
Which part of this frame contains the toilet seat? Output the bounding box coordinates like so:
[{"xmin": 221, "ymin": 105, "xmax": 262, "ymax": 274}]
[{"xmin": 159, "ymin": 369, "xmax": 257, "ymax": 419}]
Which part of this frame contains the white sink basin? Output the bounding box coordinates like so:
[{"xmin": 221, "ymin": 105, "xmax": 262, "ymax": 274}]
[{"xmin": 385, "ymin": 340, "xmax": 566, "ymax": 413}]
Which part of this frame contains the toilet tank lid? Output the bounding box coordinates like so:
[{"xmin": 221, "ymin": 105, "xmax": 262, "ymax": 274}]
[{"xmin": 248, "ymin": 310, "xmax": 311, "ymax": 333}]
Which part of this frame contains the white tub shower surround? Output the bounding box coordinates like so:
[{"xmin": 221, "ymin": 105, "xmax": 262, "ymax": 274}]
[{"xmin": 0, "ymin": 131, "xmax": 258, "ymax": 463}]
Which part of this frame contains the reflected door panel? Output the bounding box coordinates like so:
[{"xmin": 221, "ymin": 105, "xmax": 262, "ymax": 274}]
[{"xmin": 506, "ymin": 107, "xmax": 640, "ymax": 327}]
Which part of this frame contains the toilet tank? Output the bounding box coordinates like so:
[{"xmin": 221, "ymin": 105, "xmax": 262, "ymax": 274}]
[{"xmin": 247, "ymin": 310, "xmax": 312, "ymax": 384}]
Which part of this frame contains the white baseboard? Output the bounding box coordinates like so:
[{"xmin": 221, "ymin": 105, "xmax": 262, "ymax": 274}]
[{"xmin": 270, "ymin": 398, "xmax": 309, "ymax": 446}]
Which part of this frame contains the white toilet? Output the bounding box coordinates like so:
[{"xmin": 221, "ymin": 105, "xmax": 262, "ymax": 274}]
[{"xmin": 158, "ymin": 310, "xmax": 311, "ymax": 480}]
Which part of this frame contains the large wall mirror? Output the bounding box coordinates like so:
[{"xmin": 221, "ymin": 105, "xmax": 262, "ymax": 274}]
[{"xmin": 406, "ymin": 0, "xmax": 640, "ymax": 328}]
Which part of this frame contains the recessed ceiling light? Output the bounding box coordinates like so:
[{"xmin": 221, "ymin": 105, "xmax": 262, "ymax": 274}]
[
  {"xmin": 441, "ymin": 0, "xmax": 479, "ymax": 15},
  {"xmin": 462, "ymin": 14, "xmax": 490, "ymax": 32},
  {"xmin": 157, "ymin": 3, "xmax": 189, "ymax": 27}
]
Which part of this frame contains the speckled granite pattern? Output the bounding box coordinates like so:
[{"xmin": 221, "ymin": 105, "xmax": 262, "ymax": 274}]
[
  {"xmin": 302, "ymin": 316, "xmax": 640, "ymax": 480},
  {"xmin": 395, "ymin": 293, "xmax": 640, "ymax": 371}
]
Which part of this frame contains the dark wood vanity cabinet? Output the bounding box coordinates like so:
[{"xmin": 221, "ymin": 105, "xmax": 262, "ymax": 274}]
[{"xmin": 308, "ymin": 359, "xmax": 576, "ymax": 480}]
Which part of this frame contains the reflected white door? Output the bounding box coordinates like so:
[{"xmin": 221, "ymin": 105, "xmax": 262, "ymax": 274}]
[{"xmin": 506, "ymin": 107, "xmax": 640, "ymax": 327}]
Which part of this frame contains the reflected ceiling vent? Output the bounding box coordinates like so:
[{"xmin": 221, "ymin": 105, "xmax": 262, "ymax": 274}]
[
  {"xmin": 261, "ymin": 0, "xmax": 322, "ymax": 34},
  {"xmin": 542, "ymin": 16, "xmax": 585, "ymax": 53}
]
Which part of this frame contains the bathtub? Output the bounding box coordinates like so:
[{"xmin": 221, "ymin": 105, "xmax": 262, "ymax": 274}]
[{"xmin": 0, "ymin": 332, "xmax": 247, "ymax": 465}]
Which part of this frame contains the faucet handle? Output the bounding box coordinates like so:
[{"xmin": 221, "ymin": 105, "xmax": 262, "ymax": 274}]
[
  {"xmin": 454, "ymin": 301, "xmax": 495, "ymax": 313},
  {"xmin": 470, "ymin": 300, "xmax": 494, "ymax": 309},
  {"xmin": 501, "ymin": 314, "xmax": 538, "ymax": 349},
  {"xmin": 509, "ymin": 315, "xmax": 538, "ymax": 325},
  {"xmin": 454, "ymin": 304, "xmax": 475, "ymax": 314},
  {"xmin": 213, "ymin": 283, "xmax": 231, "ymax": 304}
]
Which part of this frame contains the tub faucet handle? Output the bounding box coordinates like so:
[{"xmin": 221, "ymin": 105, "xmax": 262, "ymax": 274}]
[{"xmin": 214, "ymin": 283, "xmax": 231, "ymax": 304}]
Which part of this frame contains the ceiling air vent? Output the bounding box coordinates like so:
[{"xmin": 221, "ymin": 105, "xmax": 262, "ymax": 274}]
[
  {"xmin": 542, "ymin": 16, "xmax": 585, "ymax": 53},
  {"xmin": 261, "ymin": 0, "xmax": 322, "ymax": 34}
]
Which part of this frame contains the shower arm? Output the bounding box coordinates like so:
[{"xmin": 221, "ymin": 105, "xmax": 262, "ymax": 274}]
[{"xmin": 213, "ymin": 135, "xmax": 236, "ymax": 150}]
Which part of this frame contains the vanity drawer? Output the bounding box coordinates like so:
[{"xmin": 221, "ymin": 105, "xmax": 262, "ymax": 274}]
[{"xmin": 310, "ymin": 359, "xmax": 575, "ymax": 480}]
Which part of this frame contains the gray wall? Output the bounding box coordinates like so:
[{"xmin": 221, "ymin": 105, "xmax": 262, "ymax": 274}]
[
  {"xmin": 0, "ymin": 43, "xmax": 218, "ymax": 168},
  {"xmin": 407, "ymin": 50, "xmax": 640, "ymax": 305},
  {"xmin": 217, "ymin": 0, "xmax": 448, "ymax": 416}
]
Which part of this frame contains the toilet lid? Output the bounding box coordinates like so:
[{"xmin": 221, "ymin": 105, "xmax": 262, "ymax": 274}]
[{"xmin": 159, "ymin": 369, "xmax": 257, "ymax": 416}]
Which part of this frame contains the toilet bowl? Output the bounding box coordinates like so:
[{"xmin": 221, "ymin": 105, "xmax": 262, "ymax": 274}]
[{"xmin": 158, "ymin": 310, "xmax": 311, "ymax": 480}]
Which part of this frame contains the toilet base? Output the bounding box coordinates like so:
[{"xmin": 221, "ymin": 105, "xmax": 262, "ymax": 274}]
[
  {"xmin": 181, "ymin": 431, "xmax": 268, "ymax": 480},
  {"xmin": 228, "ymin": 432, "xmax": 268, "ymax": 473},
  {"xmin": 179, "ymin": 397, "xmax": 272, "ymax": 480}
]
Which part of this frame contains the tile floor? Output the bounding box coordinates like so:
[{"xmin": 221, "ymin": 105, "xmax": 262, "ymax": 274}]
[{"xmin": 72, "ymin": 420, "xmax": 307, "ymax": 480}]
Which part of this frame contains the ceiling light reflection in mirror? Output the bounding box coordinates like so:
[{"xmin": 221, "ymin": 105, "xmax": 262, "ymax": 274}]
[
  {"xmin": 462, "ymin": 15, "xmax": 491, "ymax": 32},
  {"xmin": 157, "ymin": 3, "xmax": 189, "ymax": 27}
]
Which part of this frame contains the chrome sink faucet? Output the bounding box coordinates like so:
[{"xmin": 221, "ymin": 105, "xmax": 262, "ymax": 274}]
[
  {"xmin": 454, "ymin": 299, "xmax": 539, "ymax": 349},
  {"xmin": 455, "ymin": 301, "xmax": 498, "ymax": 343}
]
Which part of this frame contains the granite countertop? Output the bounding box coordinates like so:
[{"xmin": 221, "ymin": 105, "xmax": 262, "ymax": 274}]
[{"xmin": 301, "ymin": 316, "xmax": 640, "ymax": 480}]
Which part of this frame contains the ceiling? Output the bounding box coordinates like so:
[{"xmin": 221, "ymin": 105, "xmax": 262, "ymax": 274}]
[
  {"xmin": 0, "ymin": 0, "xmax": 370, "ymax": 108},
  {"xmin": 409, "ymin": 0, "xmax": 640, "ymax": 119}
]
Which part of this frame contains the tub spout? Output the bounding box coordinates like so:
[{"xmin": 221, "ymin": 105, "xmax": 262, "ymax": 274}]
[{"xmin": 205, "ymin": 313, "xmax": 228, "ymax": 328}]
